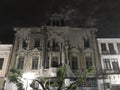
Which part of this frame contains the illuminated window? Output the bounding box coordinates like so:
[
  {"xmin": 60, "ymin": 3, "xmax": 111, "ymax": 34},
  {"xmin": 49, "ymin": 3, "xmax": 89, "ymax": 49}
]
[
  {"xmin": 71, "ymin": 57, "xmax": 78, "ymax": 70},
  {"xmin": 17, "ymin": 56, "xmax": 24, "ymax": 69},
  {"xmin": 0, "ymin": 58, "xmax": 4, "ymax": 69},
  {"xmin": 32, "ymin": 57, "xmax": 39, "ymax": 69}
]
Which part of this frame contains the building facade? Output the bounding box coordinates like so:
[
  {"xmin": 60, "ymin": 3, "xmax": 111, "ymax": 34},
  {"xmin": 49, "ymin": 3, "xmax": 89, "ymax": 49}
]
[
  {"xmin": 97, "ymin": 38, "xmax": 120, "ymax": 90},
  {"xmin": 7, "ymin": 14, "xmax": 99, "ymax": 90},
  {"xmin": 0, "ymin": 44, "xmax": 12, "ymax": 90}
]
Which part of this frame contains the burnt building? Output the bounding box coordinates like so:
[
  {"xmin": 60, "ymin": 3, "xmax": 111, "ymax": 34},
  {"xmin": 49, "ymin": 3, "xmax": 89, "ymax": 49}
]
[{"xmin": 8, "ymin": 14, "xmax": 99, "ymax": 90}]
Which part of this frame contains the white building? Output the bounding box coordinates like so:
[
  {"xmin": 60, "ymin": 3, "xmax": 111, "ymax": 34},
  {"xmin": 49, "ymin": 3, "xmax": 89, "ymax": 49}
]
[
  {"xmin": 0, "ymin": 44, "xmax": 12, "ymax": 90},
  {"xmin": 97, "ymin": 38, "xmax": 120, "ymax": 90}
]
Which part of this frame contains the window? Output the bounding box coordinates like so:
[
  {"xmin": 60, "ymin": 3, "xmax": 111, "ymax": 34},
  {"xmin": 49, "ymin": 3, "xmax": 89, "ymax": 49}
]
[
  {"xmin": 101, "ymin": 43, "xmax": 107, "ymax": 54},
  {"xmin": 34, "ymin": 38, "xmax": 40, "ymax": 47},
  {"xmin": 22, "ymin": 40, "xmax": 27, "ymax": 49},
  {"xmin": 108, "ymin": 43, "xmax": 116, "ymax": 54},
  {"xmin": 53, "ymin": 20, "xmax": 56, "ymax": 26},
  {"xmin": 103, "ymin": 59, "xmax": 111, "ymax": 70},
  {"xmin": 17, "ymin": 56, "xmax": 24, "ymax": 69},
  {"xmin": 32, "ymin": 57, "xmax": 39, "ymax": 69},
  {"xmin": 117, "ymin": 43, "xmax": 120, "ymax": 53},
  {"xmin": 71, "ymin": 57, "xmax": 78, "ymax": 70},
  {"xmin": 61, "ymin": 19, "xmax": 65, "ymax": 26},
  {"xmin": 52, "ymin": 39, "xmax": 56, "ymax": 51},
  {"xmin": 45, "ymin": 57, "xmax": 49, "ymax": 68},
  {"xmin": 86, "ymin": 78, "xmax": 97, "ymax": 87},
  {"xmin": 104, "ymin": 83, "xmax": 110, "ymax": 89},
  {"xmin": 52, "ymin": 39, "xmax": 60, "ymax": 51},
  {"xmin": 0, "ymin": 58, "xmax": 4, "ymax": 69},
  {"xmin": 55, "ymin": 42, "xmax": 59, "ymax": 51},
  {"xmin": 47, "ymin": 41, "xmax": 50, "ymax": 49},
  {"xmin": 51, "ymin": 57, "xmax": 58, "ymax": 67},
  {"xmin": 111, "ymin": 59, "xmax": 119, "ymax": 71},
  {"xmin": 84, "ymin": 38, "xmax": 90, "ymax": 48},
  {"xmin": 86, "ymin": 57, "xmax": 92, "ymax": 69}
]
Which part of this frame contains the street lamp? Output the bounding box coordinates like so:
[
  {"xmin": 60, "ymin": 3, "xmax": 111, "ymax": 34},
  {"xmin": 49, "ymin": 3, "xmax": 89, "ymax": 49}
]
[{"xmin": 22, "ymin": 72, "xmax": 35, "ymax": 90}]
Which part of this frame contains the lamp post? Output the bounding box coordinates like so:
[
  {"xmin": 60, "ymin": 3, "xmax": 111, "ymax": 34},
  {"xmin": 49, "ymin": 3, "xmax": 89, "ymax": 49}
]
[
  {"xmin": 22, "ymin": 72, "xmax": 35, "ymax": 90},
  {"xmin": 23, "ymin": 78, "xmax": 29, "ymax": 90}
]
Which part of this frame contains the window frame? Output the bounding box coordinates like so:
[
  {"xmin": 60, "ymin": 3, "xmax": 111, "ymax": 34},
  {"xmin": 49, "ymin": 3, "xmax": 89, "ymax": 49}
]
[
  {"xmin": 108, "ymin": 43, "xmax": 116, "ymax": 54},
  {"xmin": 117, "ymin": 43, "xmax": 120, "ymax": 54},
  {"xmin": 17, "ymin": 56, "xmax": 24, "ymax": 69},
  {"xmin": 34, "ymin": 38, "xmax": 40, "ymax": 47},
  {"xmin": 32, "ymin": 56, "xmax": 39, "ymax": 70},
  {"xmin": 101, "ymin": 43, "xmax": 107, "ymax": 54},
  {"xmin": 0, "ymin": 58, "xmax": 4, "ymax": 69},
  {"xmin": 111, "ymin": 59, "xmax": 119, "ymax": 71},
  {"xmin": 71, "ymin": 56, "xmax": 78, "ymax": 70},
  {"xmin": 51, "ymin": 57, "xmax": 59, "ymax": 67},
  {"xmin": 86, "ymin": 56, "xmax": 92, "ymax": 69},
  {"xmin": 103, "ymin": 59, "xmax": 111, "ymax": 71}
]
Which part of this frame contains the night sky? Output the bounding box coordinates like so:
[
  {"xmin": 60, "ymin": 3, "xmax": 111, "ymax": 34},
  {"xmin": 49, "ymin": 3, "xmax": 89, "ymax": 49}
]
[{"xmin": 0, "ymin": 0, "xmax": 120, "ymax": 44}]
